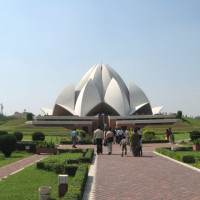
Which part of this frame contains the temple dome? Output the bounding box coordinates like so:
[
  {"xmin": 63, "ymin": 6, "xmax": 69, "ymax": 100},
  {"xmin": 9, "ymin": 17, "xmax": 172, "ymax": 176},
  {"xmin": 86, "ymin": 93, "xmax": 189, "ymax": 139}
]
[{"xmin": 42, "ymin": 64, "xmax": 161, "ymax": 116}]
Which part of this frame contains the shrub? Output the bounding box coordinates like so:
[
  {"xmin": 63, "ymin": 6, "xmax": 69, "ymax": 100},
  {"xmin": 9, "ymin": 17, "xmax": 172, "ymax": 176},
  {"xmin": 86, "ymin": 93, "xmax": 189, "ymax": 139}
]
[
  {"xmin": 0, "ymin": 134, "xmax": 17, "ymax": 157},
  {"xmin": 0, "ymin": 131, "xmax": 8, "ymax": 136},
  {"xmin": 16, "ymin": 142, "xmax": 36, "ymax": 153},
  {"xmin": 32, "ymin": 132, "xmax": 45, "ymax": 141},
  {"xmin": 143, "ymin": 130, "xmax": 155, "ymax": 141},
  {"xmin": 156, "ymin": 147, "xmax": 196, "ymax": 163},
  {"xmin": 13, "ymin": 131, "xmax": 23, "ymax": 141},
  {"xmin": 193, "ymin": 138, "xmax": 200, "ymax": 145},
  {"xmin": 26, "ymin": 113, "xmax": 33, "ymax": 120},
  {"xmin": 37, "ymin": 141, "xmax": 56, "ymax": 148},
  {"xmin": 64, "ymin": 165, "xmax": 88, "ymax": 200},
  {"xmin": 190, "ymin": 131, "xmax": 200, "ymax": 141}
]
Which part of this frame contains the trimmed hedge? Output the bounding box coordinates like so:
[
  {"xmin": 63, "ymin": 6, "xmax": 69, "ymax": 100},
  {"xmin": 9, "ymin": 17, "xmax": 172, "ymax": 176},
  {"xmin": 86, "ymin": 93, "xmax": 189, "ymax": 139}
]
[
  {"xmin": 0, "ymin": 131, "xmax": 8, "ymax": 136},
  {"xmin": 60, "ymin": 138, "xmax": 92, "ymax": 145},
  {"xmin": 0, "ymin": 134, "xmax": 17, "ymax": 157},
  {"xmin": 32, "ymin": 132, "xmax": 45, "ymax": 141},
  {"xmin": 36, "ymin": 148, "xmax": 93, "ymax": 200},
  {"xmin": 37, "ymin": 149, "xmax": 94, "ymax": 172},
  {"xmin": 16, "ymin": 142, "xmax": 36, "ymax": 153},
  {"xmin": 156, "ymin": 147, "xmax": 195, "ymax": 163},
  {"xmin": 190, "ymin": 131, "xmax": 200, "ymax": 141},
  {"xmin": 13, "ymin": 131, "xmax": 23, "ymax": 141},
  {"xmin": 63, "ymin": 165, "xmax": 88, "ymax": 200},
  {"xmin": 143, "ymin": 140, "xmax": 168, "ymax": 144}
]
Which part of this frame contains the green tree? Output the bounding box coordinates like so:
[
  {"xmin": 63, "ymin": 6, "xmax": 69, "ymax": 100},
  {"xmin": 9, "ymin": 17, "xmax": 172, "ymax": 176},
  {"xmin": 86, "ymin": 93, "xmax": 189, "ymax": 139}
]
[
  {"xmin": 177, "ymin": 110, "xmax": 182, "ymax": 119},
  {"xmin": 27, "ymin": 113, "xmax": 33, "ymax": 120}
]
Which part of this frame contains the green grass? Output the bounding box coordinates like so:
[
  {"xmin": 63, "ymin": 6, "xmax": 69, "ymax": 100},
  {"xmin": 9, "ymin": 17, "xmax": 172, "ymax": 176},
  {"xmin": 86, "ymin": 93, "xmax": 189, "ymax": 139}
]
[
  {"xmin": 44, "ymin": 152, "xmax": 83, "ymax": 162},
  {"xmin": 0, "ymin": 118, "xmax": 71, "ymax": 135},
  {"xmin": 0, "ymin": 151, "xmax": 34, "ymax": 168},
  {"xmin": 179, "ymin": 141, "xmax": 193, "ymax": 147},
  {"xmin": 0, "ymin": 152, "xmax": 88, "ymax": 199},
  {"xmin": 176, "ymin": 150, "xmax": 200, "ymax": 157},
  {"xmin": 0, "ymin": 164, "xmax": 73, "ymax": 200}
]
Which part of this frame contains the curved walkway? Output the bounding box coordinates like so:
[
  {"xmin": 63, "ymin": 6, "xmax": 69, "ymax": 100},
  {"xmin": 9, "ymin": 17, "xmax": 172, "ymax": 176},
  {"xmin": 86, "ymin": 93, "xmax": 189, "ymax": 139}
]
[{"xmin": 0, "ymin": 154, "xmax": 48, "ymax": 180}]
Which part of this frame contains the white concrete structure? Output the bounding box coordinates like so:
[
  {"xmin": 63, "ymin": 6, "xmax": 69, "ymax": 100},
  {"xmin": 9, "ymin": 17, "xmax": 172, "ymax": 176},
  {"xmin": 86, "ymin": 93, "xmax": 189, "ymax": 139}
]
[{"xmin": 41, "ymin": 64, "xmax": 162, "ymax": 117}]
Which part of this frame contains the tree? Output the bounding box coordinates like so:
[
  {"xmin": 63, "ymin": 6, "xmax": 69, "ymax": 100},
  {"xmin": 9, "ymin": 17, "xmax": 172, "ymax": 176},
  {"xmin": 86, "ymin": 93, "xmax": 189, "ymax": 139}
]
[
  {"xmin": 177, "ymin": 111, "xmax": 182, "ymax": 119},
  {"xmin": 27, "ymin": 113, "xmax": 33, "ymax": 120}
]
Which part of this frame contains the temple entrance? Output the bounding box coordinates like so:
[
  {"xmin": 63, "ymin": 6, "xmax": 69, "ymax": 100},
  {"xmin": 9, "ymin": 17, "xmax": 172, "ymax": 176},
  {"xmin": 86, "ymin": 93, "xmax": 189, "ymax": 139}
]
[{"xmin": 98, "ymin": 113, "xmax": 108, "ymax": 131}]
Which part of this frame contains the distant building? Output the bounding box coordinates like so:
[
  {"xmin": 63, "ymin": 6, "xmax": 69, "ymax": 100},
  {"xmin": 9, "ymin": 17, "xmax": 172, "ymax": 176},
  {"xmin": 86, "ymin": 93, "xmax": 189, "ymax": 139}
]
[{"xmin": 14, "ymin": 111, "xmax": 27, "ymax": 119}]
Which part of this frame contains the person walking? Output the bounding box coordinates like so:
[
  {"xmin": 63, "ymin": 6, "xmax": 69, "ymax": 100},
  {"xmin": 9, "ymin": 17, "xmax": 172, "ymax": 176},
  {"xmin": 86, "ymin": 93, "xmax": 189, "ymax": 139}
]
[
  {"xmin": 93, "ymin": 126, "xmax": 104, "ymax": 154},
  {"xmin": 105, "ymin": 128, "xmax": 114, "ymax": 155},
  {"xmin": 120, "ymin": 136, "xmax": 128, "ymax": 157},
  {"xmin": 130, "ymin": 128, "xmax": 140, "ymax": 156},
  {"xmin": 71, "ymin": 129, "xmax": 77, "ymax": 148}
]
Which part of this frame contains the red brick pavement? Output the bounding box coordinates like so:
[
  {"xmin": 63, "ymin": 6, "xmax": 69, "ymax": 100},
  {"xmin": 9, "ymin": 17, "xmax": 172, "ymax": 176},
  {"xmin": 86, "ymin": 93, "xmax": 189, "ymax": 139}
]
[
  {"xmin": 94, "ymin": 143, "xmax": 200, "ymax": 200},
  {"xmin": 0, "ymin": 154, "xmax": 48, "ymax": 180}
]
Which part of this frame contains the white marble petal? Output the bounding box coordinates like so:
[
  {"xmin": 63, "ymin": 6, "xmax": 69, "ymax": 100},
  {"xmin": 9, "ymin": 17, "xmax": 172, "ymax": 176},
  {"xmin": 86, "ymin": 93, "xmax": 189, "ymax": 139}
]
[
  {"xmin": 152, "ymin": 106, "xmax": 163, "ymax": 115},
  {"xmin": 55, "ymin": 82, "xmax": 75, "ymax": 110},
  {"xmin": 76, "ymin": 65, "xmax": 96, "ymax": 92},
  {"xmin": 104, "ymin": 78, "xmax": 130, "ymax": 116},
  {"xmin": 41, "ymin": 108, "xmax": 53, "ymax": 115},
  {"xmin": 88, "ymin": 64, "xmax": 103, "ymax": 100},
  {"xmin": 75, "ymin": 79, "xmax": 101, "ymax": 116},
  {"xmin": 57, "ymin": 104, "xmax": 77, "ymax": 115},
  {"xmin": 129, "ymin": 82, "xmax": 150, "ymax": 112}
]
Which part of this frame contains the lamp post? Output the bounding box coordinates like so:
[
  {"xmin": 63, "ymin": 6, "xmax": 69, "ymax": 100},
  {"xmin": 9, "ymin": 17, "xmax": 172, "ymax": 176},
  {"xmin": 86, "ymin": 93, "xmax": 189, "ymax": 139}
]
[{"xmin": 58, "ymin": 175, "xmax": 68, "ymax": 197}]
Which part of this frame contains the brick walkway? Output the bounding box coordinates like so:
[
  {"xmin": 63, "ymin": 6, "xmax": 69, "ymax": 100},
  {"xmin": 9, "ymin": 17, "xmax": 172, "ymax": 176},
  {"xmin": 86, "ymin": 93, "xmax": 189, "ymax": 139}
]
[
  {"xmin": 93, "ymin": 143, "xmax": 200, "ymax": 200},
  {"xmin": 0, "ymin": 154, "xmax": 48, "ymax": 180}
]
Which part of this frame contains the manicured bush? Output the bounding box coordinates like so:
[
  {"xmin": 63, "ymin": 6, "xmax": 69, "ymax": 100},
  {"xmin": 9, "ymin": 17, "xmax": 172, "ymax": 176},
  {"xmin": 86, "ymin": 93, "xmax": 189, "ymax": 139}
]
[
  {"xmin": 32, "ymin": 132, "xmax": 45, "ymax": 141},
  {"xmin": 182, "ymin": 155, "xmax": 195, "ymax": 163},
  {"xmin": 190, "ymin": 131, "xmax": 200, "ymax": 141},
  {"xmin": 193, "ymin": 138, "xmax": 200, "ymax": 145},
  {"xmin": 0, "ymin": 131, "xmax": 8, "ymax": 136},
  {"xmin": 37, "ymin": 140, "xmax": 56, "ymax": 148},
  {"xmin": 0, "ymin": 134, "xmax": 17, "ymax": 157},
  {"xmin": 143, "ymin": 130, "xmax": 155, "ymax": 141},
  {"xmin": 156, "ymin": 147, "xmax": 196, "ymax": 163},
  {"xmin": 58, "ymin": 148, "xmax": 83, "ymax": 154},
  {"xmin": 64, "ymin": 165, "xmax": 88, "ymax": 200},
  {"xmin": 16, "ymin": 142, "xmax": 36, "ymax": 153},
  {"xmin": 13, "ymin": 131, "xmax": 23, "ymax": 141}
]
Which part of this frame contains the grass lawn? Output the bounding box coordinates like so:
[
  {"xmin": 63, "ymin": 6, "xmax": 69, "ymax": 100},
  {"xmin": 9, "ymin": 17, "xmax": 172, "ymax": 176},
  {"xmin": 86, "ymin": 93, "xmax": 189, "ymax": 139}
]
[
  {"xmin": 0, "ymin": 164, "xmax": 73, "ymax": 200},
  {"xmin": 0, "ymin": 151, "xmax": 34, "ymax": 168},
  {"xmin": 179, "ymin": 141, "xmax": 193, "ymax": 147},
  {"xmin": 0, "ymin": 152, "xmax": 88, "ymax": 200}
]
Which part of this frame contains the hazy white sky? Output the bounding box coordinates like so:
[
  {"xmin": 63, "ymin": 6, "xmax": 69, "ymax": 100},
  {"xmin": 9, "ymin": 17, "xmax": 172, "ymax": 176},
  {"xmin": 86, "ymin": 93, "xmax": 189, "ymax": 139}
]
[{"xmin": 0, "ymin": 0, "xmax": 200, "ymax": 117}]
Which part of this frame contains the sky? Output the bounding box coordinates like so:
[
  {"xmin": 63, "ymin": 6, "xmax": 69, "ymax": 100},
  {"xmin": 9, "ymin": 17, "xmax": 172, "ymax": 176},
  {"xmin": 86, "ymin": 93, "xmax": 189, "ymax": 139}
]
[{"xmin": 0, "ymin": 0, "xmax": 200, "ymax": 117}]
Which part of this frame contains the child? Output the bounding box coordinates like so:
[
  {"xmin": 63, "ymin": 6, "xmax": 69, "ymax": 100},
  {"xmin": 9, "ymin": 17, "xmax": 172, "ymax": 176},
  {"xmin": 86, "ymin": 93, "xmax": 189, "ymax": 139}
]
[
  {"xmin": 120, "ymin": 136, "xmax": 127, "ymax": 157},
  {"xmin": 138, "ymin": 134, "xmax": 142, "ymax": 156}
]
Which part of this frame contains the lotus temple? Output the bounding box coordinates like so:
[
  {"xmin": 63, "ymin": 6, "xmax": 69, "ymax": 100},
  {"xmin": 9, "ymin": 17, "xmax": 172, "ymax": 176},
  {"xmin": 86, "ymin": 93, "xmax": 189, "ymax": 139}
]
[{"xmin": 29, "ymin": 64, "xmax": 181, "ymax": 133}]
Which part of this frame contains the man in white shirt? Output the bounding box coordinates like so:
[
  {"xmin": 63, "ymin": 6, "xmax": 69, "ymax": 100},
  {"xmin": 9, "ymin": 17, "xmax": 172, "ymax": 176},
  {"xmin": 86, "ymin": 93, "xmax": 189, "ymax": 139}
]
[{"xmin": 93, "ymin": 126, "xmax": 104, "ymax": 154}]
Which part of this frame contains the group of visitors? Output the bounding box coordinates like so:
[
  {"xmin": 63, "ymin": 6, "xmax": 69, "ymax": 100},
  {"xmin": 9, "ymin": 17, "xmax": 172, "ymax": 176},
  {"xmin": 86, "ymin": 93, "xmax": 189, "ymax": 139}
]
[{"xmin": 93, "ymin": 126, "xmax": 143, "ymax": 157}]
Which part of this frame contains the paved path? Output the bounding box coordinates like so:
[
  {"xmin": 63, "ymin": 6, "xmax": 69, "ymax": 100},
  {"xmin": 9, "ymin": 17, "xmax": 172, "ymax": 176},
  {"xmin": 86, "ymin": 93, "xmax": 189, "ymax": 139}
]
[
  {"xmin": 0, "ymin": 154, "xmax": 48, "ymax": 180},
  {"xmin": 93, "ymin": 143, "xmax": 200, "ymax": 200}
]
